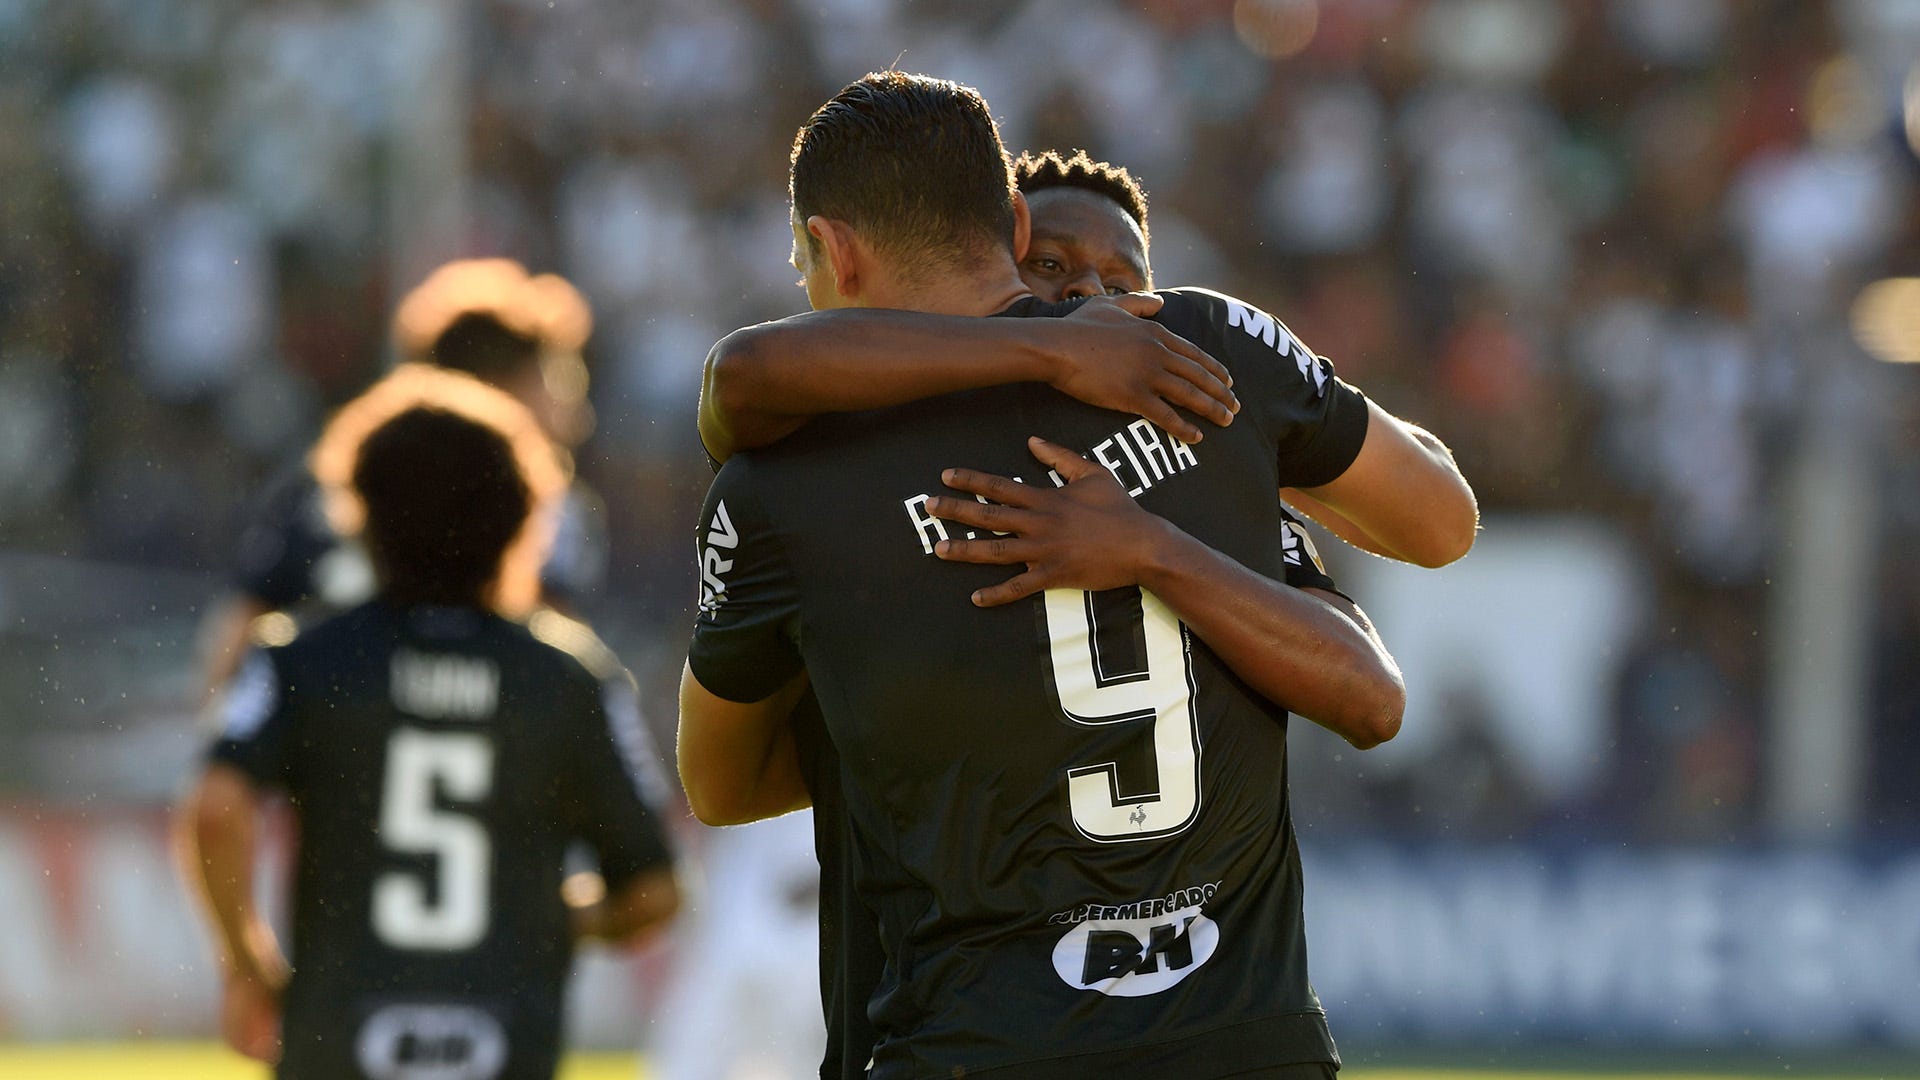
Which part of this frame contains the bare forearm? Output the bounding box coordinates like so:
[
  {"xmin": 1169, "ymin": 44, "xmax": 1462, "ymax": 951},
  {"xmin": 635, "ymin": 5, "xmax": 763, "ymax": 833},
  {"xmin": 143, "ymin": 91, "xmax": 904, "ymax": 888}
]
[
  {"xmin": 1135, "ymin": 527, "xmax": 1404, "ymax": 748},
  {"xmin": 675, "ymin": 667, "xmax": 814, "ymax": 825},
  {"xmin": 1300, "ymin": 403, "xmax": 1477, "ymax": 568},
  {"xmin": 692, "ymin": 722, "xmax": 811, "ymax": 825},
  {"xmin": 701, "ymin": 312, "xmax": 1053, "ymax": 460},
  {"xmin": 1279, "ymin": 488, "xmax": 1394, "ymax": 559},
  {"xmin": 177, "ymin": 771, "xmax": 281, "ymax": 982}
]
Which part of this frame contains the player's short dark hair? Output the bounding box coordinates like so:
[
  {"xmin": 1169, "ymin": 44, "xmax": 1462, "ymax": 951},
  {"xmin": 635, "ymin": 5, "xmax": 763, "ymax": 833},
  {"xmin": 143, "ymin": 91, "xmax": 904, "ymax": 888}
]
[
  {"xmin": 390, "ymin": 257, "xmax": 593, "ymax": 376},
  {"xmin": 431, "ymin": 311, "xmax": 542, "ymax": 382},
  {"xmin": 313, "ymin": 365, "xmax": 565, "ymax": 614},
  {"xmin": 790, "ymin": 71, "xmax": 1017, "ymax": 275},
  {"xmin": 1014, "ymin": 149, "xmax": 1150, "ymax": 245}
]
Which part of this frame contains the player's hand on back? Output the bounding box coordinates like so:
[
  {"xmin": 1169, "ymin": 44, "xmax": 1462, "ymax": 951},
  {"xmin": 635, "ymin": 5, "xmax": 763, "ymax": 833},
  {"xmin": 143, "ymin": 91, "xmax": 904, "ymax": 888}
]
[
  {"xmin": 927, "ymin": 436, "xmax": 1179, "ymax": 606},
  {"xmin": 1041, "ymin": 295, "xmax": 1237, "ymax": 445}
]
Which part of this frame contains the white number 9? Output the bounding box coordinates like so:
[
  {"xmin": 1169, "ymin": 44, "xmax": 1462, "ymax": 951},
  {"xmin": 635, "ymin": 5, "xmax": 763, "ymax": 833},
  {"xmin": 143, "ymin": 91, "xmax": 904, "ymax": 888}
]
[{"xmin": 1043, "ymin": 587, "xmax": 1201, "ymax": 843}]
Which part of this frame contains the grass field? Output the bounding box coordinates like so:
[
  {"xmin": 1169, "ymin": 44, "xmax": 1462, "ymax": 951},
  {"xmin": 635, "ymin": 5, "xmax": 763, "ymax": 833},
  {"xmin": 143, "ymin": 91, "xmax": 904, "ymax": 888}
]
[{"xmin": 0, "ymin": 1045, "xmax": 1915, "ymax": 1080}]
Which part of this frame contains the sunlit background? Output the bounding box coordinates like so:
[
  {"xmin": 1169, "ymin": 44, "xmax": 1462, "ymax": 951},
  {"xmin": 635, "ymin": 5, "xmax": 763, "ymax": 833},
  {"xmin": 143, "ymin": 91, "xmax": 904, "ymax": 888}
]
[{"xmin": 2, "ymin": 0, "xmax": 1918, "ymax": 1075}]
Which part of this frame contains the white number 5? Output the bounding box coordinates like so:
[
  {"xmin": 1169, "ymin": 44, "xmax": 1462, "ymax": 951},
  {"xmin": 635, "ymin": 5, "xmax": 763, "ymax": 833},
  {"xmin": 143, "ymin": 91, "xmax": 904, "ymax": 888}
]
[
  {"xmin": 373, "ymin": 729, "xmax": 494, "ymax": 950},
  {"xmin": 1043, "ymin": 587, "xmax": 1201, "ymax": 843}
]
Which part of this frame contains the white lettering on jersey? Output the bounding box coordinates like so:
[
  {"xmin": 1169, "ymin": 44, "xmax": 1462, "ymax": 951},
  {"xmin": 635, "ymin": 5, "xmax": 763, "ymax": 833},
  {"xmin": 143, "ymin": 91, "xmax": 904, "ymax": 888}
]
[
  {"xmin": 902, "ymin": 420, "xmax": 1201, "ymax": 556},
  {"xmin": 390, "ymin": 650, "xmax": 499, "ymax": 721},
  {"xmin": 1223, "ymin": 298, "xmax": 1326, "ymax": 393},
  {"xmin": 699, "ymin": 501, "xmax": 738, "ymax": 613},
  {"xmin": 1089, "ymin": 419, "xmax": 1199, "ymax": 499},
  {"xmin": 904, "ymin": 494, "xmax": 950, "ymax": 555}
]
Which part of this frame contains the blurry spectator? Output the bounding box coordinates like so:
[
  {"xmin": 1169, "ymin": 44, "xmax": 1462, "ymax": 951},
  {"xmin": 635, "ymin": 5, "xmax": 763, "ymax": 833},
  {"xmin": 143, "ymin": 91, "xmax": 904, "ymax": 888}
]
[{"xmin": 0, "ymin": 0, "xmax": 1912, "ymax": 851}]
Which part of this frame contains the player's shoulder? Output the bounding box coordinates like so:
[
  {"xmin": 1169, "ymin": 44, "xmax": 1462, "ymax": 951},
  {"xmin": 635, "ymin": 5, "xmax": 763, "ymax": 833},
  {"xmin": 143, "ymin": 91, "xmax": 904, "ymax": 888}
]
[
  {"xmin": 1153, "ymin": 286, "xmax": 1329, "ymax": 392},
  {"xmin": 279, "ymin": 599, "xmax": 388, "ymax": 648},
  {"xmin": 1152, "ymin": 286, "xmax": 1290, "ymax": 344},
  {"xmin": 522, "ymin": 607, "xmax": 628, "ymax": 685}
]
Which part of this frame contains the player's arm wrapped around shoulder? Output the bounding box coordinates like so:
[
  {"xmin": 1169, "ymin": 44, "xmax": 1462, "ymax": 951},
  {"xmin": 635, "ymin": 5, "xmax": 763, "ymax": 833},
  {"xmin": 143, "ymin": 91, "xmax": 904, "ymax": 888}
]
[
  {"xmin": 679, "ymin": 460, "xmax": 813, "ymax": 825},
  {"xmin": 698, "ymin": 299, "xmax": 1235, "ymax": 460},
  {"xmin": 699, "ymin": 310, "xmax": 1058, "ymax": 461}
]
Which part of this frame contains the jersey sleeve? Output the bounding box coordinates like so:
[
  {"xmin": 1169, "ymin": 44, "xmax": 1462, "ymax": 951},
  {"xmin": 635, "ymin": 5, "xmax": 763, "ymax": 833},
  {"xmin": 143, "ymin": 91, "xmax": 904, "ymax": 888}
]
[
  {"xmin": 232, "ymin": 470, "xmax": 337, "ymax": 609},
  {"xmin": 205, "ymin": 648, "xmax": 295, "ymax": 787},
  {"xmin": 539, "ymin": 485, "xmax": 610, "ymax": 605},
  {"xmin": 1155, "ymin": 288, "xmax": 1371, "ymax": 488},
  {"xmin": 1277, "ymin": 506, "xmax": 1346, "ymax": 598},
  {"xmin": 563, "ymin": 670, "xmax": 676, "ymax": 887},
  {"xmin": 685, "ymin": 461, "xmax": 805, "ymax": 703}
]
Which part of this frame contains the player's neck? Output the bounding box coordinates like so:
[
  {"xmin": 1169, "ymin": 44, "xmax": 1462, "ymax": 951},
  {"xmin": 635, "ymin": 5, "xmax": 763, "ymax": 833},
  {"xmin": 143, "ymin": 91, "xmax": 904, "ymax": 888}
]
[{"xmin": 868, "ymin": 258, "xmax": 1031, "ymax": 317}]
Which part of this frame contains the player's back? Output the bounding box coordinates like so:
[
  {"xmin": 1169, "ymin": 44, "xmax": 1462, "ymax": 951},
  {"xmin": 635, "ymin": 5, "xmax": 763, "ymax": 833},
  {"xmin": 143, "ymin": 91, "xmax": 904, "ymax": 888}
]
[
  {"xmin": 693, "ymin": 291, "xmax": 1368, "ymax": 1078},
  {"xmin": 230, "ymin": 600, "xmax": 660, "ymax": 1080}
]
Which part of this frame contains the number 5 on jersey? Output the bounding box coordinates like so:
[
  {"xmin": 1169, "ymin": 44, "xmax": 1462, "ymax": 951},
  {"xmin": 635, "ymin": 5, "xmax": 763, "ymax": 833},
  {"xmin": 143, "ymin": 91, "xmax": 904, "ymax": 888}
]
[
  {"xmin": 373, "ymin": 729, "xmax": 494, "ymax": 950},
  {"xmin": 1043, "ymin": 587, "xmax": 1201, "ymax": 843}
]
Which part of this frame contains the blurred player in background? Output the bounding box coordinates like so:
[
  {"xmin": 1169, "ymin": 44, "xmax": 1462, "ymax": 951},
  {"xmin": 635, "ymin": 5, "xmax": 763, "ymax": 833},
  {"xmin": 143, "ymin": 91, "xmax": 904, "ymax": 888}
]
[
  {"xmin": 177, "ymin": 365, "xmax": 680, "ymax": 1080},
  {"xmin": 694, "ymin": 146, "xmax": 1461, "ymax": 1077},
  {"xmin": 197, "ymin": 258, "xmax": 608, "ymax": 696},
  {"xmin": 648, "ymin": 807, "xmax": 825, "ymax": 1080}
]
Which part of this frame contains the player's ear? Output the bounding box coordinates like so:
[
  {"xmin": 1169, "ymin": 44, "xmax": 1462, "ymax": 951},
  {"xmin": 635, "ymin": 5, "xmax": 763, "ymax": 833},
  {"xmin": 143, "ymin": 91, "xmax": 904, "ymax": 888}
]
[
  {"xmin": 1010, "ymin": 190, "xmax": 1031, "ymax": 263},
  {"xmin": 806, "ymin": 216, "xmax": 862, "ymax": 300}
]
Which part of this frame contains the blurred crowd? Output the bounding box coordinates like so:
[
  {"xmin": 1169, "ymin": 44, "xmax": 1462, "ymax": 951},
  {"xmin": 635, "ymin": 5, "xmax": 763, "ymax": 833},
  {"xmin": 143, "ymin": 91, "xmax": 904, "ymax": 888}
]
[{"xmin": 3, "ymin": 0, "xmax": 1918, "ymax": 841}]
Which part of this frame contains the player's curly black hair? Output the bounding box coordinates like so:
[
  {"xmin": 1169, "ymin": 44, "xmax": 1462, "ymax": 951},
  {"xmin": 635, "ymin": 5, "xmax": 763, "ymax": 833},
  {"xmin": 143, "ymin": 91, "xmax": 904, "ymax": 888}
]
[
  {"xmin": 1014, "ymin": 149, "xmax": 1150, "ymax": 246},
  {"xmin": 791, "ymin": 71, "xmax": 1018, "ymax": 276},
  {"xmin": 354, "ymin": 406, "xmax": 532, "ymax": 609}
]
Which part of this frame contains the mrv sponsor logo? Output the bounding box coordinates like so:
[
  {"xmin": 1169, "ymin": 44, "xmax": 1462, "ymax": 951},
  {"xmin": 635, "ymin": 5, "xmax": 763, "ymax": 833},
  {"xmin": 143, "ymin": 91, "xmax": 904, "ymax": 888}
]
[{"xmin": 1049, "ymin": 881, "xmax": 1221, "ymax": 997}]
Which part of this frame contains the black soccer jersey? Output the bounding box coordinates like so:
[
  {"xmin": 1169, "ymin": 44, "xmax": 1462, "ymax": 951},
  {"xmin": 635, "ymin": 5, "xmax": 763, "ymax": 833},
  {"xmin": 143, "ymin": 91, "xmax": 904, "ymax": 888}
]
[
  {"xmin": 803, "ymin": 505, "xmax": 1347, "ymax": 1080},
  {"xmin": 210, "ymin": 600, "xmax": 674, "ymax": 1080},
  {"xmin": 692, "ymin": 289, "xmax": 1368, "ymax": 1079}
]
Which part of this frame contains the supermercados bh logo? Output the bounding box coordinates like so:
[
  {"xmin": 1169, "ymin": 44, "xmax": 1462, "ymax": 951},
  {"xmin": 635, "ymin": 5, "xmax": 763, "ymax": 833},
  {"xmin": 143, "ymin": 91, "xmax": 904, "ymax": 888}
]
[
  {"xmin": 1048, "ymin": 881, "xmax": 1222, "ymax": 997},
  {"xmin": 697, "ymin": 501, "xmax": 738, "ymax": 614}
]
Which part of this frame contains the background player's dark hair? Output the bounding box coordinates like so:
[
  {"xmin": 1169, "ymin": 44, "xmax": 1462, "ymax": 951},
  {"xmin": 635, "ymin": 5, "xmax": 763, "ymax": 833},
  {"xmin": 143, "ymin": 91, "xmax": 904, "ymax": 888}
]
[
  {"xmin": 430, "ymin": 311, "xmax": 543, "ymax": 382},
  {"xmin": 390, "ymin": 257, "xmax": 593, "ymax": 374},
  {"xmin": 1014, "ymin": 149, "xmax": 1150, "ymax": 245},
  {"xmin": 790, "ymin": 71, "xmax": 1017, "ymax": 275},
  {"xmin": 353, "ymin": 406, "xmax": 532, "ymax": 609},
  {"xmin": 314, "ymin": 365, "xmax": 563, "ymax": 615}
]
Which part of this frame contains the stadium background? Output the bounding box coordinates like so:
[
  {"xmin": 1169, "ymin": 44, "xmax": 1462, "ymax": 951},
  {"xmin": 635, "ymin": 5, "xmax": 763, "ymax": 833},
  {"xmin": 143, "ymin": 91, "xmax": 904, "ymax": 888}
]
[{"xmin": 3, "ymin": 0, "xmax": 1919, "ymax": 1075}]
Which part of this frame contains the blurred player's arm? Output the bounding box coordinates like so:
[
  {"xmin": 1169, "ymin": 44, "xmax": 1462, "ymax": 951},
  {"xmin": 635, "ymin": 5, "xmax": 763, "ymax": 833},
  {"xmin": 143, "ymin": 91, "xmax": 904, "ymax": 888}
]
[
  {"xmin": 700, "ymin": 294, "xmax": 1236, "ymax": 461},
  {"xmin": 175, "ymin": 763, "xmax": 286, "ymax": 1063},
  {"xmin": 677, "ymin": 666, "xmax": 813, "ymax": 825},
  {"xmin": 931, "ymin": 437, "xmax": 1403, "ymax": 749},
  {"xmin": 562, "ymin": 667, "xmax": 685, "ymax": 945},
  {"xmin": 1291, "ymin": 401, "xmax": 1477, "ymax": 567},
  {"xmin": 567, "ymin": 865, "xmax": 683, "ymax": 946}
]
